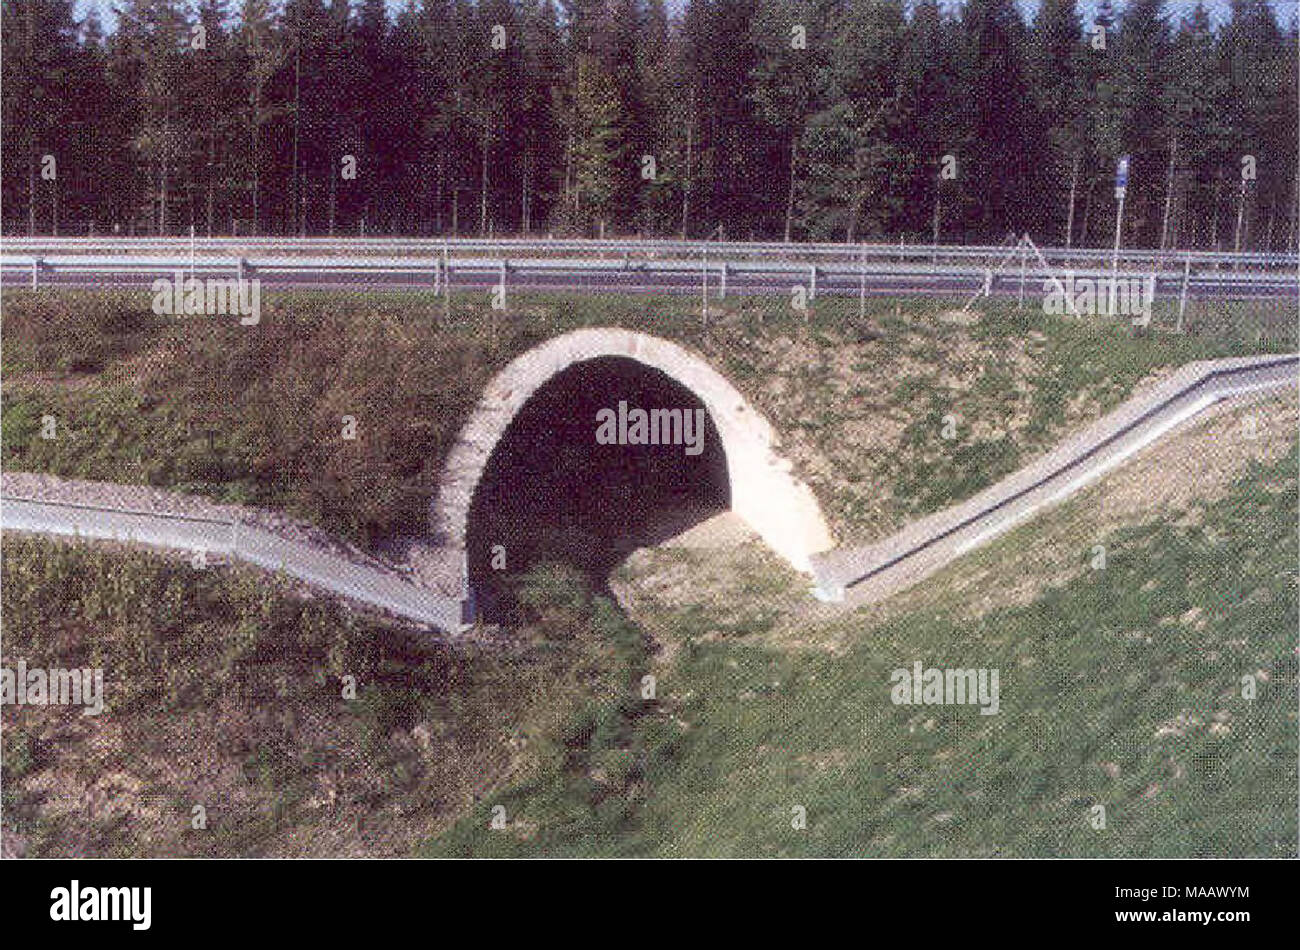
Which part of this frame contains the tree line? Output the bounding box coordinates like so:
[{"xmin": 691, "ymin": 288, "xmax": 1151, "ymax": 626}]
[{"xmin": 3, "ymin": 0, "xmax": 1296, "ymax": 248}]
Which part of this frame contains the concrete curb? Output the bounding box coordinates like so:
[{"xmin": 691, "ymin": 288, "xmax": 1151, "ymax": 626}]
[
  {"xmin": 0, "ymin": 495, "xmax": 465, "ymax": 631},
  {"xmin": 812, "ymin": 353, "xmax": 1298, "ymax": 602}
]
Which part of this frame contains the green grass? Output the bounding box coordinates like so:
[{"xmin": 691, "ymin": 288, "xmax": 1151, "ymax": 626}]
[
  {"xmin": 877, "ymin": 307, "xmax": 1291, "ymax": 520},
  {"xmin": 3, "ymin": 286, "xmax": 1294, "ymax": 856},
  {"xmin": 4, "ymin": 288, "xmax": 1292, "ymax": 547},
  {"xmin": 0, "ymin": 538, "xmax": 637, "ymax": 856},
  {"xmin": 421, "ymin": 446, "xmax": 1298, "ymax": 857}
]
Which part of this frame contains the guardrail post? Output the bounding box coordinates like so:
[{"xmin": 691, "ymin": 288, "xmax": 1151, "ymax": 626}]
[
  {"xmin": 718, "ymin": 261, "xmax": 727, "ymax": 300},
  {"xmin": 809, "ymin": 264, "xmax": 817, "ymax": 301},
  {"xmin": 701, "ymin": 246, "xmax": 708, "ymax": 328},
  {"xmin": 859, "ymin": 243, "xmax": 867, "ymax": 320},
  {"xmin": 442, "ymin": 241, "xmax": 452, "ymax": 323},
  {"xmin": 1177, "ymin": 251, "xmax": 1190, "ymax": 333},
  {"xmin": 31, "ymin": 258, "xmax": 41, "ymax": 288},
  {"xmin": 1017, "ymin": 242, "xmax": 1027, "ymax": 309}
]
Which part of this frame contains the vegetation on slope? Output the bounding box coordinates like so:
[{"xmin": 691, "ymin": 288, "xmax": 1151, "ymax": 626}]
[
  {"xmin": 0, "ymin": 542, "xmax": 642, "ymax": 857},
  {"xmin": 3, "ymin": 288, "xmax": 1289, "ymax": 547},
  {"xmin": 423, "ymin": 447, "xmax": 1298, "ymax": 857}
]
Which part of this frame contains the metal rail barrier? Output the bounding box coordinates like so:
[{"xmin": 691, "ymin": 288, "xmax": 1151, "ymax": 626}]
[
  {"xmin": 2, "ymin": 236, "xmax": 1297, "ymax": 268},
  {"xmin": 3, "ymin": 251, "xmax": 1296, "ymax": 299}
]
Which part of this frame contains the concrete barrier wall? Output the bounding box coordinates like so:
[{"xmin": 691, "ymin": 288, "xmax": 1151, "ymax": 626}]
[
  {"xmin": 814, "ymin": 353, "xmax": 1298, "ymax": 600},
  {"xmin": 1, "ymin": 497, "xmax": 464, "ymax": 631}
]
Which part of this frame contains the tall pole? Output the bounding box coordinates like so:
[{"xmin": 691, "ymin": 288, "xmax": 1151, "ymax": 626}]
[
  {"xmin": 1177, "ymin": 252, "xmax": 1190, "ymax": 333},
  {"xmin": 1110, "ymin": 190, "xmax": 1126, "ymax": 316},
  {"xmin": 701, "ymin": 242, "xmax": 708, "ymax": 327},
  {"xmin": 292, "ymin": 19, "xmax": 301, "ymax": 237},
  {"xmin": 1159, "ymin": 135, "xmax": 1177, "ymax": 251},
  {"xmin": 1018, "ymin": 240, "xmax": 1027, "ymax": 309},
  {"xmin": 1111, "ymin": 155, "xmax": 1129, "ymax": 316}
]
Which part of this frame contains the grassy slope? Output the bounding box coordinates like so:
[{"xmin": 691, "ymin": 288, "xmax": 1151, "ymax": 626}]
[
  {"xmin": 3, "ymin": 289, "xmax": 1290, "ymax": 547},
  {"xmin": 2, "ymin": 289, "xmax": 1293, "ymax": 857},
  {"xmin": 0, "ymin": 543, "xmax": 642, "ymax": 857},
  {"xmin": 422, "ymin": 446, "xmax": 1297, "ymax": 857}
]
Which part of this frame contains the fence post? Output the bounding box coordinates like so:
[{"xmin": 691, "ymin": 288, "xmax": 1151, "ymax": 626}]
[
  {"xmin": 809, "ymin": 263, "xmax": 817, "ymax": 302},
  {"xmin": 859, "ymin": 243, "xmax": 866, "ymax": 321},
  {"xmin": 1018, "ymin": 241, "xmax": 1027, "ymax": 309},
  {"xmin": 701, "ymin": 244, "xmax": 708, "ymax": 328},
  {"xmin": 718, "ymin": 261, "xmax": 727, "ymax": 300},
  {"xmin": 443, "ymin": 240, "xmax": 451, "ymax": 324},
  {"xmin": 1177, "ymin": 252, "xmax": 1190, "ymax": 333}
]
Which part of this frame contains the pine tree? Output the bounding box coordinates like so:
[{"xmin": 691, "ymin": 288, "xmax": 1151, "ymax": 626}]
[
  {"xmin": 750, "ymin": 0, "xmax": 829, "ymax": 241},
  {"xmin": 896, "ymin": 0, "xmax": 962, "ymax": 242},
  {"xmin": 1033, "ymin": 0, "xmax": 1086, "ymax": 245},
  {"xmin": 238, "ymin": 0, "xmax": 284, "ymax": 235},
  {"xmin": 570, "ymin": 54, "xmax": 626, "ymax": 234},
  {"xmin": 1, "ymin": 0, "xmax": 81, "ymax": 233},
  {"xmin": 956, "ymin": 0, "xmax": 1041, "ymax": 241}
]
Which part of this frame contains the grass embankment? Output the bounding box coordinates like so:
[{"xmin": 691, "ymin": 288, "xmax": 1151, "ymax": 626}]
[
  {"xmin": 423, "ymin": 446, "xmax": 1297, "ymax": 857},
  {"xmin": 0, "ymin": 541, "xmax": 647, "ymax": 857},
  {"xmin": 6, "ymin": 434, "xmax": 1292, "ymax": 857},
  {"xmin": 3, "ymin": 289, "xmax": 1290, "ymax": 546},
  {"xmin": 2, "ymin": 288, "xmax": 1293, "ymax": 857}
]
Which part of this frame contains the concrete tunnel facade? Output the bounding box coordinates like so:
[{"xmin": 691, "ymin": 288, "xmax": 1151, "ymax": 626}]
[{"xmin": 432, "ymin": 327, "xmax": 836, "ymax": 608}]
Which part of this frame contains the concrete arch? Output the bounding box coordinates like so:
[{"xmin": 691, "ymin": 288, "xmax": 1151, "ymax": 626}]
[{"xmin": 433, "ymin": 328, "xmax": 836, "ymax": 587}]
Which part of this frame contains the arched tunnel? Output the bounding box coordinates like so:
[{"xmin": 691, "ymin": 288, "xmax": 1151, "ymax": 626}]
[{"xmin": 465, "ymin": 355, "xmax": 731, "ymax": 620}]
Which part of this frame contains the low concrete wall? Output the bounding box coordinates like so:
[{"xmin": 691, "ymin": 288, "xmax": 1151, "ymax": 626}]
[
  {"xmin": 1, "ymin": 496, "xmax": 464, "ymax": 631},
  {"xmin": 814, "ymin": 353, "xmax": 1299, "ymax": 601}
]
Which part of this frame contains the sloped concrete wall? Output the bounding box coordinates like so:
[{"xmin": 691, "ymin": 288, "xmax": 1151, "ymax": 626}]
[{"xmin": 432, "ymin": 328, "xmax": 835, "ymax": 584}]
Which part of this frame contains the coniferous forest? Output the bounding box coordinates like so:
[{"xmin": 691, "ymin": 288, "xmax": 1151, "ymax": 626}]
[{"xmin": 2, "ymin": 0, "xmax": 1296, "ymax": 247}]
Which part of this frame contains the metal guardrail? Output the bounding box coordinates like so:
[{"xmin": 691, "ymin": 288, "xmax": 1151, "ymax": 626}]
[
  {"xmin": 4, "ymin": 355, "xmax": 1294, "ymax": 626},
  {"xmin": 2, "ymin": 235, "xmax": 1297, "ymax": 269},
  {"xmin": 3, "ymin": 250, "xmax": 1296, "ymax": 299}
]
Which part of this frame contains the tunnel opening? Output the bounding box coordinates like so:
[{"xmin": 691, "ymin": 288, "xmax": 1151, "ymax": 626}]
[{"xmin": 465, "ymin": 355, "xmax": 730, "ymax": 622}]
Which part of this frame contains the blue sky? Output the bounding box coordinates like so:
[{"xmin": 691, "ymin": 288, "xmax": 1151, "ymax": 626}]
[{"xmin": 72, "ymin": 0, "xmax": 1300, "ymax": 36}]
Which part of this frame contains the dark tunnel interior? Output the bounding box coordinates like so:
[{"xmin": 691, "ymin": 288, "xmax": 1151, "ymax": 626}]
[{"xmin": 466, "ymin": 356, "xmax": 731, "ymax": 621}]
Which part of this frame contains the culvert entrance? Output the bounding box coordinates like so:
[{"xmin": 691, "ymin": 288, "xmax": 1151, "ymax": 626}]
[{"xmin": 466, "ymin": 356, "xmax": 730, "ymax": 620}]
